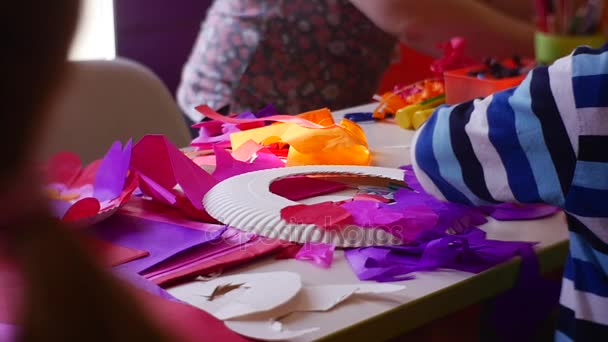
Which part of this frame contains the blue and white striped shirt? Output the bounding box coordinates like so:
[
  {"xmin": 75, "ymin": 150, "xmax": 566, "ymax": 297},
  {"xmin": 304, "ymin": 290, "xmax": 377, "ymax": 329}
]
[{"xmin": 412, "ymin": 44, "xmax": 608, "ymax": 341}]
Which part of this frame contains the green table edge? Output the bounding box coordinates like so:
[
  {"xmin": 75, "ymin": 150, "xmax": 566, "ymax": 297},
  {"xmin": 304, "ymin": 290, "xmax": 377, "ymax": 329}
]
[{"xmin": 316, "ymin": 239, "xmax": 569, "ymax": 342}]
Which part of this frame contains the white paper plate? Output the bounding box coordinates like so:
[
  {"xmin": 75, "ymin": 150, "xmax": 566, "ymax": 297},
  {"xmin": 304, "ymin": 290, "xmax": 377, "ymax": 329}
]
[{"xmin": 203, "ymin": 165, "xmax": 405, "ymax": 247}]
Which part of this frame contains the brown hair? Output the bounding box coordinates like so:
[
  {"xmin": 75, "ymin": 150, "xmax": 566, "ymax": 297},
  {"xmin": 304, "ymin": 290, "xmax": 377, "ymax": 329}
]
[{"xmin": 1, "ymin": 1, "xmax": 170, "ymax": 340}]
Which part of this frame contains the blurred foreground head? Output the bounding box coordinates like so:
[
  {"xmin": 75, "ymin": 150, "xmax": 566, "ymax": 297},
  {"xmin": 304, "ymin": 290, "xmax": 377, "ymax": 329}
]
[
  {"xmin": 0, "ymin": 2, "xmax": 171, "ymax": 341},
  {"xmin": 1, "ymin": 0, "xmax": 80, "ymax": 176}
]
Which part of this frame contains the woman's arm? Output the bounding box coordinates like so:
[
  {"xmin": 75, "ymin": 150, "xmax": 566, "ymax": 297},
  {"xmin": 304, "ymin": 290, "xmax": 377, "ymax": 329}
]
[
  {"xmin": 482, "ymin": 0, "xmax": 534, "ymax": 22},
  {"xmin": 349, "ymin": 0, "xmax": 534, "ymax": 59}
]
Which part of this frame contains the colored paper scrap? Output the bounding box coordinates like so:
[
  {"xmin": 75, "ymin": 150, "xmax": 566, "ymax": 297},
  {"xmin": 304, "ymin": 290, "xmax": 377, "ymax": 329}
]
[
  {"xmin": 148, "ymin": 235, "xmax": 287, "ymax": 285},
  {"xmin": 280, "ymin": 202, "xmax": 352, "ymax": 229},
  {"xmin": 341, "ymin": 200, "xmax": 438, "ymax": 243},
  {"xmin": 44, "ymin": 140, "xmax": 136, "ymax": 224},
  {"xmin": 269, "ymin": 176, "xmax": 348, "ymax": 201},
  {"xmin": 345, "ymin": 227, "xmax": 537, "ymax": 282},
  {"xmin": 131, "ymin": 135, "xmax": 218, "ymax": 221},
  {"xmin": 212, "ymin": 145, "xmax": 284, "ymax": 182},
  {"xmin": 91, "ymin": 214, "xmax": 225, "ymax": 275},
  {"xmin": 198, "ymin": 105, "xmax": 370, "ymax": 166},
  {"xmin": 116, "ymin": 196, "xmax": 290, "ymax": 284},
  {"xmin": 93, "ymin": 140, "xmax": 132, "ymax": 202},
  {"xmin": 295, "ymin": 242, "xmax": 335, "ymax": 268},
  {"xmin": 191, "ymin": 107, "xmax": 275, "ymax": 149}
]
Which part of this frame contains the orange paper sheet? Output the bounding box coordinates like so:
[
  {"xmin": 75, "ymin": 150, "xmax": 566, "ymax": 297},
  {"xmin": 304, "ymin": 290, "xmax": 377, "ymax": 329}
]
[{"xmin": 228, "ymin": 111, "xmax": 370, "ymax": 166}]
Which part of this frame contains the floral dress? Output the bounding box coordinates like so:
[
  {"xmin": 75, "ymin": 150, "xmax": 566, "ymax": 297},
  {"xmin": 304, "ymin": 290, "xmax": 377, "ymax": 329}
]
[{"xmin": 177, "ymin": 0, "xmax": 396, "ymax": 122}]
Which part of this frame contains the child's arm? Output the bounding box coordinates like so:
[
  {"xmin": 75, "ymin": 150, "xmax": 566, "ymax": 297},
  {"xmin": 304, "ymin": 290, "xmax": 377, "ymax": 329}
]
[
  {"xmin": 349, "ymin": 0, "xmax": 534, "ymax": 59},
  {"xmin": 409, "ymin": 46, "xmax": 607, "ymax": 208}
]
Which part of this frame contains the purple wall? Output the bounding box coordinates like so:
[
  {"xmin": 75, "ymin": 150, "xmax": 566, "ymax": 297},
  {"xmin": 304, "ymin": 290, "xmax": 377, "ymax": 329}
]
[{"xmin": 114, "ymin": 0, "xmax": 213, "ymax": 96}]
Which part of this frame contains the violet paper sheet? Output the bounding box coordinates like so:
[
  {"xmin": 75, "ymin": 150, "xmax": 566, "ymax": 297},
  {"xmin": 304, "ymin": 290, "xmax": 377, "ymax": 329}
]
[
  {"xmin": 344, "ymin": 227, "xmax": 537, "ymax": 282},
  {"xmin": 91, "ymin": 214, "xmax": 225, "ymax": 275}
]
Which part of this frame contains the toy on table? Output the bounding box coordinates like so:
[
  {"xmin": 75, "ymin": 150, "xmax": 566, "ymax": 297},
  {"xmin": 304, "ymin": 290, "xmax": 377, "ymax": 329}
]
[
  {"xmin": 443, "ymin": 56, "xmax": 534, "ymax": 104},
  {"xmin": 395, "ymin": 94, "xmax": 445, "ymax": 130},
  {"xmin": 372, "ymin": 78, "xmax": 445, "ymax": 124}
]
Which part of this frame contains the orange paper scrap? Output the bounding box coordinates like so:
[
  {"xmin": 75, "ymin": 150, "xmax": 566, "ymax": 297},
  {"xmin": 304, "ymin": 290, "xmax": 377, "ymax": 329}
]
[
  {"xmin": 233, "ymin": 117, "xmax": 369, "ymax": 166},
  {"xmin": 198, "ymin": 106, "xmax": 370, "ymax": 166}
]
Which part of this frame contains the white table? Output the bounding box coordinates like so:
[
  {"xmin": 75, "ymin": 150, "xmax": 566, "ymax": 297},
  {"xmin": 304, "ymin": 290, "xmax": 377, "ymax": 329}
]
[{"xmin": 169, "ymin": 103, "xmax": 569, "ymax": 341}]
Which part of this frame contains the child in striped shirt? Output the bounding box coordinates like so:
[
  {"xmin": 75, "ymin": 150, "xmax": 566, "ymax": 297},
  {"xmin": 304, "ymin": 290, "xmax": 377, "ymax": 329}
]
[{"xmin": 412, "ymin": 44, "xmax": 608, "ymax": 341}]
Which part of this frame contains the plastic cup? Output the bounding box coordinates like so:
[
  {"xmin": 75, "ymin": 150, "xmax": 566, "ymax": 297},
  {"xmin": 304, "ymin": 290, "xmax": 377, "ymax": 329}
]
[{"xmin": 535, "ymin": 32, "xmax": 606, "ymax": 64}]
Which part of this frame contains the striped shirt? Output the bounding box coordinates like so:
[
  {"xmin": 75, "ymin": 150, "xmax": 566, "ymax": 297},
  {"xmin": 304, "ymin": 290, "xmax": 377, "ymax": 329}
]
[{"xmin": 412, "ymin": 44, "xmax": 608, "ymax": 341}]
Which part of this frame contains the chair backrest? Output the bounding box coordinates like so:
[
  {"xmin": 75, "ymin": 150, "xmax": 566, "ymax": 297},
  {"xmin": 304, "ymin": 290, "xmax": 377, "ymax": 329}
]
[{"xmin": 40, "ymin": 58, "xmax": 192, "ymax": 163}]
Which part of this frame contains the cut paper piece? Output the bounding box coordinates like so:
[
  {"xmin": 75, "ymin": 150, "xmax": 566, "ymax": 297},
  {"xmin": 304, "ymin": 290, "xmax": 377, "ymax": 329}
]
[
  {"xmin": 280, "ymin": 202, "xmax": 352, "ymax": 229},
  {"xmin": 483, "ymin": 203, "xmax": 560, "ymax": 221},
  {"xmin": 269, "ymin": 176, "xmax": 347, "ymax": 201},
  {"xmin": 275, "ymin": 244, "xmax": 303, "ymax": 260},
  {"xmin": 341, "ymin": 200, "xmax": 404, "ymax": 227},
  {"xmin": 168, "ymin": 272, "xmax": 302, "ymax": 320},
  {"xmin": 295, "ymin": 242, "xmax": 335, "ymax": 268},
  {"xmin": 192, "ymin": 105, "xmax": 278, "ymax": 150},
  {"xmin": 340, "ymin": 199, "xmax": 437, "ymax": 244},
  {"xmin": 224, "ymin": 321, "xmax": 319, "ymax": 341},
  {"xmin": 131, "ymin": 135, "xmax": 218, "ymax": 221},
  {"xmin": 191, "ymin": 109, "xmax": 267, "ymax": 150},
  {"xmin": 196, "ymin": 105, "xmax": 328, "ymax": 129},
  {"xmin": 141, "ymin": 228, "xmax": 253, "ymax": 279},
  {"xmin": 91, "ymin": 214, "xmax": 224, "ymax": 275},
  {"xmin": 116, "ymin": 197, "xmax": 290, "ymax": 285},
  {"xmin": 191, "ymin": 120, "xmax": 240, "ymax": 150},
  {"xmin": 229, "ymin": 120, "xmax": 371, "ymax": 166},
  {"xmin": 210, "ymin": 105, "xmax": 370, "ymax": 167},
  {"xmin": 287, "ymin": 283, "xmax": 405, "ymax": 312},
  {"xmin": 345, "ymin": 227, "xmax": 537, "ymax": 282},
  {"xmin": 396, "ymin": 165, "xmax": 488, "ymax": 233},
  {"xmin": 148, "ymin": 235, "xmax": 287, "ymax": 285},
  {"xmin": 353, "ymin": 193, "xmax": 391, "ymax": 203},
  {"xmin": 120, "ymin": 274, "xmax": 251, "ymax": 342},
  {"xmin": 44, "ymin": 140, "xmax": 136, "ymax": 224},
  {"xmin": 212, "ymin": 145, "xmax": 284, "ymax": 182},
  {"xmin": 62, "ymin": 197, "xmax": 101, "ymax": 222},
  {"xmin": 192, "ymin": 154, "xmax": 216, "ymax": 167},
  {"xmin": 204, "ymin": 166, "xmax": 405, "ymax": 247},
  {"xmin": 224, "ymin": 283, "xmax": 404, "ymax": 341},
  {"xmin": 93, "ymin": 140, "xmax": 132, "ymax": 202},
  {"xmin": 230, "ymin": 140, "xmax": 265, "ymax": 162}
]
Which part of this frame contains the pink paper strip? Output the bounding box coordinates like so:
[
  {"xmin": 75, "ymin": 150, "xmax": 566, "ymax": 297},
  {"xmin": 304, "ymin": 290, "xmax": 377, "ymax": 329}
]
[{"xmin": 195, "ymin": 105, "xmax": 328, "ymax": 129}]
